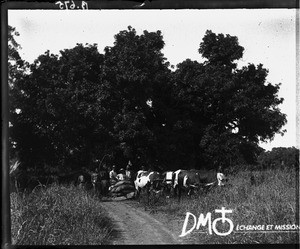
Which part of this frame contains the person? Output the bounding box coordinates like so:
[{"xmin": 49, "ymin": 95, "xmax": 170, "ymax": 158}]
[
  {"xmin": 125, "ymin": 164, "xmax": 134, "ymax": 182},
  {"xmin": 99, "ymin": 164, "xmax": 110, "ymax": 196},
  {"xmin": 109, "ymin": 165, "xmax": 118, "ymax": 185},
  {"xmin": 77, "ymin": 175, "xmax": 85, "ymax": 189},
  {"xmin": 117, "ymin": 168, "xmax": 126, "ymax": 181},
  {"xmin": 90, "ymin": 170, "xmax": 99, "ymax": 195}
]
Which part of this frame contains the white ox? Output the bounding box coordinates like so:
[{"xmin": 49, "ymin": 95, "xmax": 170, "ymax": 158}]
[{"xmin": 134, "ymin": 170, "xmax": 162, "ymax": 202}]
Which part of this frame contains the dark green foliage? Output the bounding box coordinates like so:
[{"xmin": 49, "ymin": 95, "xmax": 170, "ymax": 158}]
[
  {"xmin": 8, "ymin": 25, "xmax": 24, "ymax": 69},
  {"xmin": 9, "ymin": 26, "xmax": 287, "ymax": 182},
  {"xmin": 102, "ymin": 26, "xmax": 172, "ymax": 167},
  {"xmin": 199, "ymin": 30, "xmax": 244, "ymax": 67},
  {"xmin": 169, "ymin": 31, "xmax": 286, "ymax": 168},
  {"xmin": 10, "ymin": 45, "xmax": 106, "ymax": 175}
]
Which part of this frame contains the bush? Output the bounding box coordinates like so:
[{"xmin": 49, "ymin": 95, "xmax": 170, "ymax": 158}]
[{"xmin": 10, "ymin": 183, "xmax": 115, "ymax": 245}]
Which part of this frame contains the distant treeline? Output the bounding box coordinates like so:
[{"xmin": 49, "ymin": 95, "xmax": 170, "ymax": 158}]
[{"xmin": 257, "ymin": 147, "xmax": 299, "ymax": 169}]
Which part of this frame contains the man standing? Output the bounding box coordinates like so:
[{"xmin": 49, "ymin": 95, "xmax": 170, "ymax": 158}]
[
  {"xmin": 109, "ymin": 165, "xmax": 118, "ymax": 185},
  {"xmin": 99, "ymin": 164, "xmax": 110, "ymax": 196},
  {"xmin": 125, "ymin": 164, "xmax": 134, "ymax": 182}
]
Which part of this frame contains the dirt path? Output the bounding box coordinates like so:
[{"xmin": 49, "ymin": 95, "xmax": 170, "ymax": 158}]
[{"xmin": 100, "ymin": 200, "xmax": 184, "ymax": 245}]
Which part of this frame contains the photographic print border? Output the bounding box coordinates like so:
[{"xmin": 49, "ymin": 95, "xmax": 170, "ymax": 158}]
[{"xmin": 2, "ymin": 0, "xmax": 299, "ymax": 247}]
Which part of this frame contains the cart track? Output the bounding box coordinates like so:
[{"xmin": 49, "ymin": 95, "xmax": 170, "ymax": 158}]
[{"xmin": 100, "ymin": 200, "xmax": 183, "ymax": 245}]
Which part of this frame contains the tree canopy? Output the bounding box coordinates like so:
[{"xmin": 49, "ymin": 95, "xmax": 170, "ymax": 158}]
[
  {"xmin": 9, "ymin": 26, "xmax": 288, "ymax": 182},
  {"xmin": 169, "ymin": 30, "xmax": 286, "ymax": 168}
]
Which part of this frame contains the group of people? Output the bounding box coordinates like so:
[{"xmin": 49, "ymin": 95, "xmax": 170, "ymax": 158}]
[
  {"xmin": 76, "ymin": 161, "xmax": 151, "ymax": 197},
  {"xmin": 108, "ymin": 163, "xmax": 134, "ymax": 185},
  {"xmin": 92, "ymin": 161, "xmax": 136, "ymax": 196}
]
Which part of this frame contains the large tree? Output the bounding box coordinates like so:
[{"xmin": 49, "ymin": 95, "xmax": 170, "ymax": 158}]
[
  {"xmin": 102, "ymin": 26, "xmax": 172, "ymax": 168},
  {"xmin": 8, "ymin": 25, "xmax": 27, "ymax": 160},
  {"xmin": 10, "ymin": 27, "xmax": 287, "ymax": 178},
  {"xmin": 170, "ymin": 30, "xmax": 286, "ymax": 168},
  {"xmin": 9, "ymin": 44, "xmax": 107, "ymax": 175},
  {"xmin": 9, "ymin": 26, "xmax": 173, "ymax": 175}
]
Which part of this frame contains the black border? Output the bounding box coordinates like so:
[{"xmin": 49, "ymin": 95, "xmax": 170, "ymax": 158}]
[
  {"xmin": 3, "ymin": 0, "xmax": 300, "ymax": 9},
  {"xmin": 1, "ymin": 0, "xmax": 300, "ymax": 248},
  {"xmin": 2, "ymin": 2, "xmax": 11, "ymax": 249}
]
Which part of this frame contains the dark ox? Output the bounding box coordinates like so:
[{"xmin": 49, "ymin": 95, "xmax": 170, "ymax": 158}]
[
  {"xmin": 161, "ymin": 171, "xmax": 174, "ymax": 198},
  {"xmin": 134, "ymin": 170, "xmax": 163, "ymax": 203},
  {"xmin": 173, "ymin": 169, "xmax": 227, "ymax": 201}
]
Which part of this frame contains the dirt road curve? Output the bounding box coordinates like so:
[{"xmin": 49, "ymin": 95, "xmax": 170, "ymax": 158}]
[{"xmin": 100, "ymin": 200, "xmax": 183, "ymax": 245}]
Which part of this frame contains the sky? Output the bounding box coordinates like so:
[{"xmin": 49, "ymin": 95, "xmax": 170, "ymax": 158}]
[{"xmin": 8, "ymin": 9, "xmax": 297, "ymax": 151}]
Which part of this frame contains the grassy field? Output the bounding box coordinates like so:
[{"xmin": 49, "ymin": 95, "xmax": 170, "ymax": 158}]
[
  {"xmin": 142, "ymin": 166, "xmax": 299, "ymax": 244},
  {"xmin": 10, "ymin": 166, "xmax": 299, "ymax": 245},
  {"xmin": 10, "ymin": 184, "xmax": 116, "ymax": 245}
]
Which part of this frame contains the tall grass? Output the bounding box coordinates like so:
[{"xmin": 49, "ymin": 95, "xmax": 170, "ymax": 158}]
[
  {"xmin": 10, "ymin": 183, "xmax": 116, "ymax": 245},
  {"xmin": 144, "ymin": 166, "xmax": 299, "ymax": 244}
]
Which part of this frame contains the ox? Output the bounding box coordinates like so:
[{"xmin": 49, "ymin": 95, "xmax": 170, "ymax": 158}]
[
  {"xmin": 173, "ymin": 169, "xmax": 226, "ymax": 202},
  {"xmin": 196, "ymin": 169, "xmax": 227, "ymax": 188},
  {"xmin": 134, "ymin": 170, "xmax": 163, "ymax": 203}
]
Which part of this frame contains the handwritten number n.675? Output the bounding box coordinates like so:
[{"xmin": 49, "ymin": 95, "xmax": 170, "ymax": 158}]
[{"xmin": 55, "ymin": 1, "xmax": 87, "ymax": 10}]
